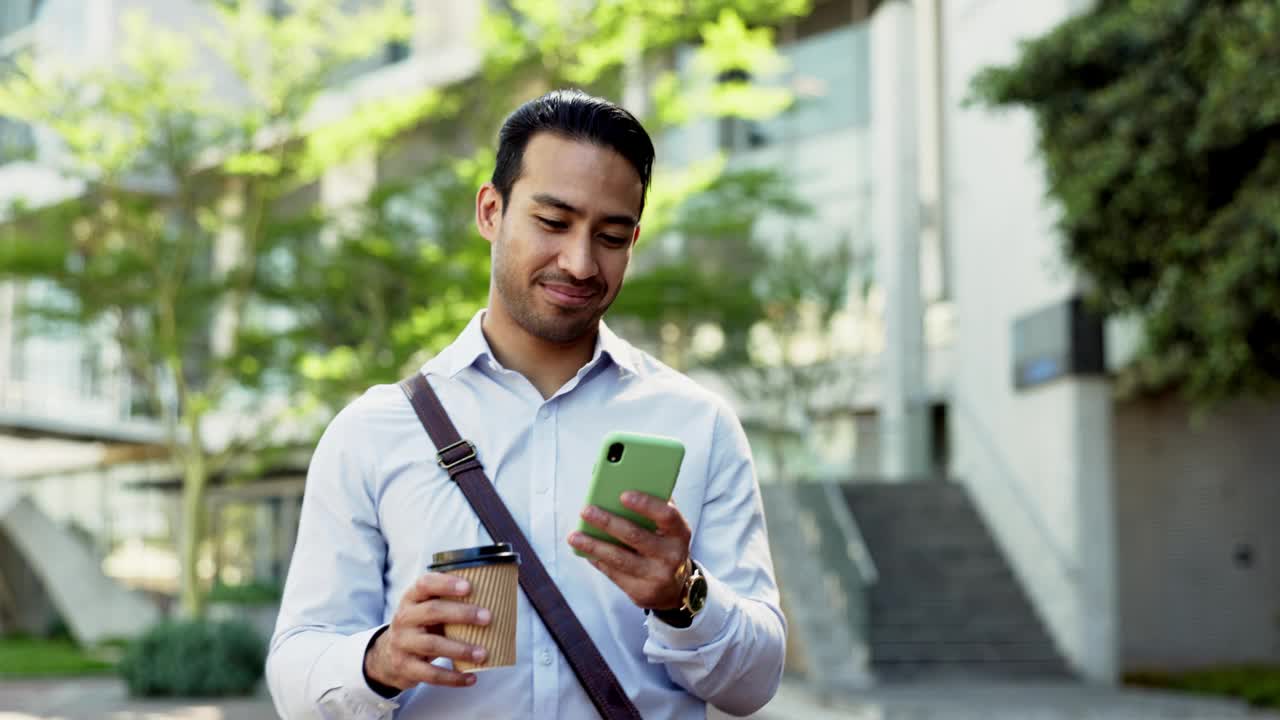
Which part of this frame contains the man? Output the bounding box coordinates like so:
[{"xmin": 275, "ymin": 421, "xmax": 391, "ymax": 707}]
[{"xmin": 267, "ymin": 89, "xmax": 785, "ymax": 719}]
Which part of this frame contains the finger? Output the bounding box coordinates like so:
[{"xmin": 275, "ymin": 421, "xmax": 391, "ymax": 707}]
[
  {"xmin": 620, "ymin": 492, "xmax": 689, "ymax": 538},
  {"xmin": 584, "ymin": 557, "xmax": 663, "ymax": 609},
  {"xmin": 403, "ymin": 572, "xmax": 473, "ymax": 604},
  {"xmin": 400, "ymin": 599, "xmax": 492, "ymax": 630},
  {"xmin": 569, "ymin": 531, "xmax": 654, "ymax": 579},
  {"xmin": 398, "ymin": 630, "xmax": 489, "ymax": 667},
  {"xmin": 579, "ymin": 505, "xmax": 666, "ymax": 556},
  {"xmin": 396, "ymin": 656, "xmax": 479, "ymax": 688}
]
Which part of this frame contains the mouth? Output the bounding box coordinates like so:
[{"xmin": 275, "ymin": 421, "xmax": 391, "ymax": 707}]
[{"xmin": 540, "ymin": 282, "xmax": 597, "ymax": 308}]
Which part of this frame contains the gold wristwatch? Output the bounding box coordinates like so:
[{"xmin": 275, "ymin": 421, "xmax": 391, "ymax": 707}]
[{"xmin": 652, "ymin": 560, "xmax": 708, "ymax": 628}]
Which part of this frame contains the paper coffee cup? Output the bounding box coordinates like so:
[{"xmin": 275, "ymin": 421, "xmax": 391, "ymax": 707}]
[{"xmin": 428, "ymin": 543, "xmax": 520, "ymax": 672}]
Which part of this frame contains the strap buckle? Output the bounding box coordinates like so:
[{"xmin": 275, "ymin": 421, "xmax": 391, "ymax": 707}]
[{"xmin": 436, "ymin": 439, "xmax": 477, "ymax": 470}]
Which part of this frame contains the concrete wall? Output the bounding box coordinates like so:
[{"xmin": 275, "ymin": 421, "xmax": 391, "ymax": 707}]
[
  {"xmin": 0, "ymin": 519, "xmax": 59, "ymax": 635},
  {"xmin": 942, "ymin": 0, "xmax": 1117, "ymax": 681},
  {"xmin": 1115, "ymin": 396, "xmax": 1280, "ymax": 669}
]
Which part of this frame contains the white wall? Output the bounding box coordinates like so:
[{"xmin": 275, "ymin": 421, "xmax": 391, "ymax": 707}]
[
  {"xmin": 942, "ymin": 0, "xmax": 1117, "ymax": 681},
  {"xmin": 1115, "ymin": 397, "xmax": 1280, "ymax": 669}
]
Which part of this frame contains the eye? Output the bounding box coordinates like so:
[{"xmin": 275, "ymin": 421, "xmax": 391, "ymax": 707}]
[
  {"xmin": 537, "ymin": 216, "xmax": 568, "ymax": 231},
  {"xmin": 599, "ymin": 234, "xmax": 629, "ymax": 247}
]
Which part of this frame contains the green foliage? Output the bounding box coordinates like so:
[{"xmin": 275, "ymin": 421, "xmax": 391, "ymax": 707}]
[
  {"xmin": 611, "ymin": 166, "xmax": 817, "ymax": 369},
  {"xmin": 207, "ymin": 580, "xmax": 283, "ymax": 606},
  {"xmin": 286, "ymin": 1, "xmax": 817, "ymax": 407},
  {"xmin": 972, "ymin": 0, "xmax": 1280, "ymax": 406},
  {"xmin": 0, "ymin": 0, "xmax": 822, "ymax": 608},
  {"xmin": 120, "ymin": 620, "xmax": 265, "ymax": 697},
  {"xmin": 1126, "ymin": 666, "xmax": 1280, "ymax": 709},
  {"xmin": 0, "ymin": 635, "xmax": 115, "ymax": 677},
  {"xmin": 0, "ymin": 0, "xmax": 424, "ymax": 618}
]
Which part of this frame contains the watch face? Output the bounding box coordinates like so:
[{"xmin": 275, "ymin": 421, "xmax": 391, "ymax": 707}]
[{"xmin": 688, "ymin": 575, "xmax": 708, "ymax": 613}]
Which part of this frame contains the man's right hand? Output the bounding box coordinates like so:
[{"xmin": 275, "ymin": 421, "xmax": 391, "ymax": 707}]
[{"xmin": 363, "ymin": 572, "xmax": 491, "ymax": 691}]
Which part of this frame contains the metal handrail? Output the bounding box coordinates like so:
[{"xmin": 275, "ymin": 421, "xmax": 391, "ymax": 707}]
[
  {"xmin": 819, "ymin": 476, "xmax": 879, "ymax": 585},
  {"xmin": 761, "ymin": 479, "xmax": 876, "ymax": 693}
]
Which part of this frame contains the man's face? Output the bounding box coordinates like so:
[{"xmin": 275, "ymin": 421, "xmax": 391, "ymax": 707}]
[{"xmin": 477, "ymin": 133, "xmax": 644, "ymax": 344}]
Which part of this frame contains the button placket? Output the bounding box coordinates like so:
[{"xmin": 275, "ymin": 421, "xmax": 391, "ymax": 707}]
[{"xmin": 529, "ymin": 401, "xmax": 558, "ymax": 717}]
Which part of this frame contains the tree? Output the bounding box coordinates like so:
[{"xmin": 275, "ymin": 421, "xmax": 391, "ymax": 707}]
[
  {"xmin": 254, "ymin": 0, "xmax": 847, "ymax": 483},
  {"xmin": 288, "ymin": 1, "xmax": 819, "ymax": 407},
  {"xmin": 717, "ymin": 236, "xmax": 864, "ymax": 483},
  {"xmin": 973, "ymin": 0, "xmax": 1280, "ymax": 406},
  {"xmin": 0, "ymin": 0, "xmax": 430, "ymax": 617},
  {"xmin": 0, "ymin": 0, "xmax": 821, "ymax": 616}
]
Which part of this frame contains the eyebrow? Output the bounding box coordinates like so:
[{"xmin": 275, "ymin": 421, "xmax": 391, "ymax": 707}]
[{"xmin": 531, "ymin": 193, "xmax": 637, "ymax": 227}]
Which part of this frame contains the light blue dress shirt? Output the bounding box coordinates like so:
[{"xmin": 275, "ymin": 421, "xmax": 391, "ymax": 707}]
[{"xmin": 267, "ymin": 310, "xmax": 786, "ymax": 719}]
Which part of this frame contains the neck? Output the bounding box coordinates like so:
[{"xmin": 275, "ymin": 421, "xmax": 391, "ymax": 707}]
[{"xmin": 481, "ymin": 302, "xmax": 598, "ymax": 400}]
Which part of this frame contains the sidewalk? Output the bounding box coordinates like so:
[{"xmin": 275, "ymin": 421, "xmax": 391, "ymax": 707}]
[
  {"xmin": 0, "ymin": 677, "xmax": 271, "ymax": 719},
  {"xmin": 2, "ymin": 676, "xmax": 1276, "ymax": 719},
  {"xmin": 735, "ymin": 679, "xmax": 1280, "ymax": 720}
]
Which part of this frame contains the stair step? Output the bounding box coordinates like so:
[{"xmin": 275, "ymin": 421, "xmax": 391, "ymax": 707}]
[
  {"xmin": 836, "ymin": 481, "xmax": 1073, "ymax": 681},
  {"xmin": 870, "ymin": 613, "xmax": 1049, "ymax": 629},
  {"xmin": 870, "ymin": 589, "xmax": 1034, "ymax": 601},
  {"xmin": 872, "ymin": 659, "xmax": 1072, "ymax": 682},
  {"xmin": 871, "ymin": 641, "xmax": 1066, "ymax": 663}
]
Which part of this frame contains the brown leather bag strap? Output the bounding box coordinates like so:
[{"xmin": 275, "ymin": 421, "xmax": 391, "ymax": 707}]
[{"xmin": 399, "ymin": 373, "xmax": 643, "ymax": 720}]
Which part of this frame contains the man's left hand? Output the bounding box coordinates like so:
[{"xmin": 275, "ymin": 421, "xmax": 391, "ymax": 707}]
[{"xmin": 568, "ymin": 492, "xmax": 691, "ymax": 611}]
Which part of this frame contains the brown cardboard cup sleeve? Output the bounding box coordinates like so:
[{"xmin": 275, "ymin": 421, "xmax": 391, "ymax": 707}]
[{"xmin": 428, "ymin": 543, "xmax": 521, "ymax": 672}]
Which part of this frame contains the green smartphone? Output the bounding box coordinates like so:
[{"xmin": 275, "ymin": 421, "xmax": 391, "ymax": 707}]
[{"xmin": 575, "ymin": 431, "xmax": 686, "ymax": 556}]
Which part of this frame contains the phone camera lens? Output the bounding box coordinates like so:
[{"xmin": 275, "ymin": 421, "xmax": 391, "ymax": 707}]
[{"xmin": 607, "ymin": 442, "xmax": 624, "ymax": 463}]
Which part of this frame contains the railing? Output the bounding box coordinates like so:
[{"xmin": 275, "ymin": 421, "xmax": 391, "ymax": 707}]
[
  {"xmin": 760, "ymin": 477, "xmax": 877, "ymax": 697},
  {"xmin": 0, "ymin": 376, "xmax": 165, "ymax": 444}
]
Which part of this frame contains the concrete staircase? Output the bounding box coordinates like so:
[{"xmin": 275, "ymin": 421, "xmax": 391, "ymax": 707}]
[
  {"xmin": 842, "ymin": 481, "xmax": 1072, "ymax": 681},
  {"xmin": 0, "ymin": 484, "xmax": 159, "ymax": 645}
]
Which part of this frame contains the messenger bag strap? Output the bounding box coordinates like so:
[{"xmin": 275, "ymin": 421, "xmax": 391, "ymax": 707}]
[{"xmin": 399, "ymin": 373, "xmax": 643, "ymax": 720}]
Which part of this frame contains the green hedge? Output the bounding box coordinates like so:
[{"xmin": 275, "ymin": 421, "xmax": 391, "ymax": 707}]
[
  {"xmin": 120, "ymin": 619, "xmax": 265, "ymax": 697},
  {"xmin": 207, "ymin": 580, "xmax": 283, "ymax": 606},
  {"xmin": 1126, "ymin": 666, "xmax": 1280, "ymax": 709}
]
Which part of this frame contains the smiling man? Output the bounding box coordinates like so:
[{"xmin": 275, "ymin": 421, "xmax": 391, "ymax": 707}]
[{"xmin": 267, "ymin": 89, "xmax": 786, "ymax": 719}]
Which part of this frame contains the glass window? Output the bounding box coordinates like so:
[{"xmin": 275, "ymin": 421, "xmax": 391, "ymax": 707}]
[{"xmin": 763, "ymin": 23, "xmax": 870, "ymax": 144}]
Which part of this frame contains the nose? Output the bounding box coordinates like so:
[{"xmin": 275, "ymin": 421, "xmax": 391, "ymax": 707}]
[{"xmin": 557, "ymin": 230, "xmax": 598, "ymax": 281}]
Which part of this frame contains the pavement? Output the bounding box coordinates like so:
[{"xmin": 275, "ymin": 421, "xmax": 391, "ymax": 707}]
[
  {"xmin": 733, "ymin": 680, "xmax": 1280, "ymax": 720},
  {"xmin": 1, "ymin": 676, "xmax": 1276, "ymax": 719}
]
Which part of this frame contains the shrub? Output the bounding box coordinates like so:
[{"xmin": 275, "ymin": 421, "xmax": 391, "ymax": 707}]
[
  {"xmin": 120, "ymin": 619, "xmax": 265, "ymax": 697},
  {"xmin": 1126, "ymin": 666, "xmax": 1280, "ymax": 709},
  {"xmin": 207, "ymin": 580, "xmax": 284, "ymax": 606}
]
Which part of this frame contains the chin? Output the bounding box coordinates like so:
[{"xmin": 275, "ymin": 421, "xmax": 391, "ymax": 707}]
[{"xmin": 530, "ymin": 313, "xmax": 599, "ymax": 345}]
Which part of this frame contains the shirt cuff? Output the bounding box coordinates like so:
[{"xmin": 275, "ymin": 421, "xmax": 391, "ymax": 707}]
[
  {"xmin": 644, "ymin": 568, "xmax": 732, "ymax": 650},
  {"xmin": 316, "ymin": 625, "xmax": 402, "ymax": 717}
]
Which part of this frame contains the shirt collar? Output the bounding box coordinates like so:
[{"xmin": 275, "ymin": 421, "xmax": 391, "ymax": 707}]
[{"xmin": 424, "ymin": 309, "xmax": 639, "ymax": 379}]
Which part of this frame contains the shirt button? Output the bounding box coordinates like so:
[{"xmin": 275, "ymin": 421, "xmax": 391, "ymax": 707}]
[
  {"xmin": 538, "ymin": 407, "xmax": 551, "ymax": 420},
  {"xmin": 539, "ymin": 649, "xmax": 553, "ymax": 666}
]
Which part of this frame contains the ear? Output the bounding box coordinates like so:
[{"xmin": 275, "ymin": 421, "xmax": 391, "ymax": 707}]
[
  {"xmin": 475, "ymin": 183, "xmax": 504, "ymax": 244},
  {"xmin": 630, "ymin": 223, "xmax": 642, "ymax": 248}
]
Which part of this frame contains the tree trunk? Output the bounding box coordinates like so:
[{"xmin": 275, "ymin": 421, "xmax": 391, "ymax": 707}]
[{"xmin": 178, "ymin": 445, "xmax": 209, "ymax": 618}]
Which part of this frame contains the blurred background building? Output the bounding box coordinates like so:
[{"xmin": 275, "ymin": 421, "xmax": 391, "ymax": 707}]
[{"xmin": 0, "ymin": 0, "xmax": 1276, "ymax": 699}]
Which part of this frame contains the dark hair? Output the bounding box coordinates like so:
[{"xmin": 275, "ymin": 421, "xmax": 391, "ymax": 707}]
[{"xmin": 492, "ymin": 89, "xmax": 655, "ymax": 218}]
